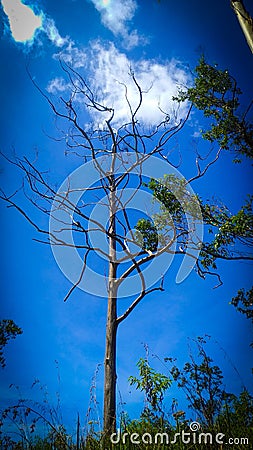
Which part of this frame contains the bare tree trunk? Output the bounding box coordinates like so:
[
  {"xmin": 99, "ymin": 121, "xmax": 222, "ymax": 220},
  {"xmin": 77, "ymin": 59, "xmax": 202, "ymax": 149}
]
[
  {"xmin": 103, "ymin": 288, "xmax": 118, "ymax": 435},
  {"xmin": 103, "ymin": 159, "xmax": 118, "ymax": 435}
]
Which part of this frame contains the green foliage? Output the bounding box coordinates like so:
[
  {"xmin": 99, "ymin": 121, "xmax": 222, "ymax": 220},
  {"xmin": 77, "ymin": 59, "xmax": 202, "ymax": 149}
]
[
  {"xmin": 148, "ymin": 175, "xmax": 201, "ymax": 224},
  {"xmin": 1, "ymin": 337, "xmax": 252, "ymax": 449},
  {"xmin": 169, "ymin": 336, "xmax": 226, "ymax": 428},
  {"xmin": 135, "ymin": 174, "xmax": 202, "ymax": 255},
  {"xmin": 120, "ymin": 410, "xmax": 172, "ymax": 446},
  {"xmin": 230, "ymin": 287, "xmax": 253, "ymax": 348},
  {"xmin": 135, "ymin": 218, "xmax": 158, "ymax": 252},
  {"xmin": 229, "ymin": 389, "xmax": 253, "ymax": 430},
  {"xmin": 0, "ymin": 319, "xmax": 22, "ymax": 368},
  {"xmin": 199, "ymin": 194, "xmax": 253, "ymax": 269},
  {"xmin": 137, "ymin": 174, "xmax": 253, "ymax": 272},
  {"xmin": 174, "ymin": 56, "xmax": 253, "ymax": 160},
  {"xmin": 230, "ymin": 286, "xmax": 253, "ymax": 321},
  {"xmin": 217, "ymin": 390, "xmax": 253, "ymax": 441},
  {"xmin": 129, "ymin": 357, "xmax": 172, "ymax": 413}
]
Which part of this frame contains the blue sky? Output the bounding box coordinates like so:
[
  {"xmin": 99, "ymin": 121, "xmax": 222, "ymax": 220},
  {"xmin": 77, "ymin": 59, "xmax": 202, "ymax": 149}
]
[{"xmin": 0, "ymin": 0, "xmax": 253, "ymax": 435}]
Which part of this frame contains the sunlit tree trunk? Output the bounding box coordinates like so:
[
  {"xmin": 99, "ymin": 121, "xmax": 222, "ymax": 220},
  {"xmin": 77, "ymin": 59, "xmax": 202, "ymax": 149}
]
[
  {"xmin": 103, "ymin": 153, "xmax": 118, "ymax": 435},
  {"xmin": 231, "ymin": 0, "xmax": 253, "ymax": 53}
]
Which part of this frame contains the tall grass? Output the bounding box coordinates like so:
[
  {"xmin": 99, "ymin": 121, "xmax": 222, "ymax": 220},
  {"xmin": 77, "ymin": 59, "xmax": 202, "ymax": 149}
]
[{"xmin": 1, "ymin": 338, "xmax": 252, "ymax": 449}]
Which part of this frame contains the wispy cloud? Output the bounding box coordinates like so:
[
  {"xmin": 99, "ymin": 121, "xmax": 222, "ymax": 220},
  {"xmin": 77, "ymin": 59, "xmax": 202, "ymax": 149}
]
[
  {"xmin": 47, "ymin": 77, "xmax": 70, "ymax": 94},
  {"xmin": 93, "ymin": 42, "xmax": 189, "ymax": 127},
  {"xmin": 51, "ymin": 41, "xmax": 190, "ymax": 129},
  {"xmin": 53, "ymin": 40, "xmax": 87, "ymax": 68},
  {"xmin": 90, "ymin": 0, "xmax": 147, "ymax": 48},
  {"xmin": 91, "ymin": 0, "xmax": 137, "ymax": 35},
  {"xmin": 43, "ymin": 17, "xmax": 69, "ymax": 47}
]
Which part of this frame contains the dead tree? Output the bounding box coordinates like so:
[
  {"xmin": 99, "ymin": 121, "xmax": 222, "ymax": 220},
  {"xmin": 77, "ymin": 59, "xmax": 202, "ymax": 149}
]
[{"xmin": 1, "ymin": 60, "xmax": 252, "ymax": 436}]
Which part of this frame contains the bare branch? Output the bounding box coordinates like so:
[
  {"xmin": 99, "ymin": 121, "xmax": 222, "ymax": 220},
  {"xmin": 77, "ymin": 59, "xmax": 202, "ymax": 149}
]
[
  {"xmin": 116, "ymin": 276, "xmax": 165, "ymax": 325},
  {"xmin": 187, "ymin": 147, "xmax": 222, "ymax": 184},
  {"xmin": 64, "ymin": 248, "xmax": 91, "ymax": 302}
]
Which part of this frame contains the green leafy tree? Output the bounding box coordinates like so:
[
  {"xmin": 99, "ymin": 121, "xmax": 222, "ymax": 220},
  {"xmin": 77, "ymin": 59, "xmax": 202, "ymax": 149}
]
[
  {"xmin": 230, "ymin": 287, "xmax": 253, "ymax": 347},
  {"xmin": 169, "ymin": 336, "xmax": 226, "ymax": 428},
  {"xmin": 136, "ymin": 58, "xmax": 253, "ymax": 280},
  {"xmin": 0, "ymin": 319, "xmax": 22, "ymax": 368},
  {"xmin": 217, "ymin": 389, "xmax": 253, "ymax": 441},
  {"xmin": 231, "ymin": 286, "xmax": 253, "ymax": 321},
  {"xmin": 142, "ymin": 177, "xmax": 253, "ymax": 276},
  {"xmin": 129, "ymin": 357, "xmax": 172, "ymax": 414},
  {"xmin": 174, "ymin": 56, "xmax": 253, "ymax": 160}
]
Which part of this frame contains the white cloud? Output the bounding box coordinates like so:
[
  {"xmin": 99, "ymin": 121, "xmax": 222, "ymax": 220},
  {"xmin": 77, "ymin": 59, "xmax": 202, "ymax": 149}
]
[
  {"xmin": 90, "ymin": 0, "xmax": 146, "ymax": 48},
  {"xmin": 123, "ymin": 29, "xmax": 146, "ymax": 50},
  {"xmin": 91, "ymin": 0, "xmax": 137, "ymax": 35},
  {"xmin": 47, "ymin": 77, "xmax": 70, "ymax": 94},
  {"xmin": 2, "ymin": 0, "xmax": 42, "ymax": 43},
  {"xmin": 53, "ymin": 40, "xmax": 87, "ymax": 68},
  {"xmin": 43, "ymin": 18, "xmax": 69, "ymax": 47},
  {"xmin": 48, "ymin": 41, "xmax": 190, "ymax": 129},
  {"xmin": 89, "ymin": 42, "xmax": 189, "ymax": 128}
]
